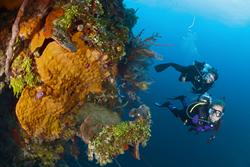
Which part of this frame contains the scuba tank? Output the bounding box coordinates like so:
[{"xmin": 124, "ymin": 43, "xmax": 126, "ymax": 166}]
[{"xmin": 186, "ymin": 102, "xmax": 212, "ymax": 124}]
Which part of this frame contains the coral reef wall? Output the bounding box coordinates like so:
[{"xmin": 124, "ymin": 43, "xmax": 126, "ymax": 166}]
[{"xmin": 0, "ymin": 0, "xmax": 157, "ymax": 166}]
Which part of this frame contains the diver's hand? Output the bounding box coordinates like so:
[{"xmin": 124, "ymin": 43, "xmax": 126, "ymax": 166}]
[
  {"xmin": 154, "ymin": 102, "xmax": 161, "ymax": 107},
  {"xmin": 207, "ymin": 135, "xmax": 216, "ymax": 144}
]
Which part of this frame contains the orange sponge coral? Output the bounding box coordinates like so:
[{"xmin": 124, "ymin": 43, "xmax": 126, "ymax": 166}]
[
  {"xmin": 16, "ymin": 32, "xmax": 109, "ymax": 141},
  {"xmin": 19, "ymin": 16, "xmax": 42, "ymax": 40},
  {"xmin": 29, "ymin": 29, "xmax": 45, "ymax": 53}
]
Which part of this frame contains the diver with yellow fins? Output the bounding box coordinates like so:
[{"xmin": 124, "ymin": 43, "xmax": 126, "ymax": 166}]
[{"xmin": 154, "ymin": 93, "xmax": 225, "ymax": 143}]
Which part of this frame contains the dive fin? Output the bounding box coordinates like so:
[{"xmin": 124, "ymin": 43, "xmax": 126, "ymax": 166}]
[
  {"xmin": 168, "ymin": 95, "xmax": 186, "ymax": 101},
  {"xmin": 154, "ymin": 101, "xmax": 171, "ymax": 108},
  {"xmin": 154, "ymin": 63, "xmax": 170, "ymax": 72}
]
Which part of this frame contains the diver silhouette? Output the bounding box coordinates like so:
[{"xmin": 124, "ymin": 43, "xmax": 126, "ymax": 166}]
[{"xmin": 154, "ymin": 60, "xmax": 218, "ymax": 94}]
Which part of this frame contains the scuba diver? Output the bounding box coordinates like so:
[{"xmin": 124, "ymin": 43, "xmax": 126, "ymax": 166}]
[
  {"xmin": 154, "ymin": 61, "xmax": 218, "ymax": 94},
  {"xmin": 154, "ymin": 93, "xmax": 225, "ymax": 143}
]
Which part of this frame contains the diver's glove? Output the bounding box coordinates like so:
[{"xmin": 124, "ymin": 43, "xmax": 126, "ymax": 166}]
[
  {"xmin": 154, "ymin": 102, "xmax": 161, "ymax": 107},
  {"xmin": 154, "ymin": 63, "xmax": 170, "ymax": 72},
  {"xmin": 207, "ymin": 135, "xmax": 216, "ymax": 144},
  {"xmin": 198, "ymin": 92, "xmax": 212, "ymax": 104}
]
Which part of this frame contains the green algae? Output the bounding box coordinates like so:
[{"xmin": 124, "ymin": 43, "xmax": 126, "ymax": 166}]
[
  {"xmin": 88, "ymin": 118, "xmax": 151, "ymax": 166},
  {"xmin": 10, "ymin": 55, "xmax": 40, "ymax": 97},
  {"xmin": 55, "ymin": 4, "xmax": 82, "ymax": 31}
]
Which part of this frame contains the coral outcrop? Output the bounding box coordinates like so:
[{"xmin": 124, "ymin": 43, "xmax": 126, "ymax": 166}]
[
  {"xmin": 88, "ymin": 117, "xmax": 151, "ymax": 166},
  {"xmin": 16, "ymin": 32, "xmax": 110, "ymax": 141},
  {"xmin": 77, "ymin": 103, "xmax": 121, "ymax": 144}
]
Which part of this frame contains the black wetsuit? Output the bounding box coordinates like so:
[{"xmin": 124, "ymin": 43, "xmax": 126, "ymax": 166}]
[
  {"xmin": 155, "ymin": 61, "xmax": 214, "ymax": 94},
  {"xmin": 157, "ymin": 97, "xmax": 220, "ymax": 133}
]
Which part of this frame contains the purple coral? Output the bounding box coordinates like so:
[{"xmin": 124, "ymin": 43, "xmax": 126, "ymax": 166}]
[
  {"xmin": 85, "ymin": 63, "xmax": 90, "ymax": 69},
  {"xmin": 36, "ymin": 90, "xmax": 44, "ymax": 99}
]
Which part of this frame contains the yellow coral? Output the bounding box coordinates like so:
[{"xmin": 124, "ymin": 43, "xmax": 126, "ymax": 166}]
[
  {"xmin": 135, "ymin": 81, "xmax": 152, "ymax": 91},
  {"xmin": 19, "ymin": 16, "xmax": 42, "ymax": 40},
  {"xmin": 43, "ymin": 8, "xmax": 64, "ymax": 38},
  {"xmin": 16, "ymin": 32, "xmax": 109, "ymax": 141},
  {"xmin": 29, "ymin": 30, "xmax": 45, "ymax": 53}
]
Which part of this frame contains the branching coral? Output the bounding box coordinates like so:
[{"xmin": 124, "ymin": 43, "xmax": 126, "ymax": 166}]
[
  {"xmin": 118, "ymin": 31, "xmax": 160, "ymax": 95},
  {"xmin": 123, "ymin": 8, "xmax": 138, "ymax": 30},
  {"xmin": 87, "ymin": 118, "xmax": 151, "ymax": 166}
]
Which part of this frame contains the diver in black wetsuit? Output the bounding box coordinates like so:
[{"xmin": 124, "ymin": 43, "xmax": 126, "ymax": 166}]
[
  {"xmin": 155, "ymin": 93, "xmax": 225, "ymax": 143},
  {"xmin": 154, "ymin": 61, "xmax": 218, "ymax": 94}
]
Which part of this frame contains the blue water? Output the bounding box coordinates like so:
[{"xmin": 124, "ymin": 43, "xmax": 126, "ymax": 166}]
[{"xmin": 109, "ymin": 1, "xmax": 250, "ymax": 167}]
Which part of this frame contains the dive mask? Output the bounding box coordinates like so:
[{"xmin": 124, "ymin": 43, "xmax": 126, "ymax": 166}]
[
  {"xmin": 208, "ymin": 108, "xmax": 224, "ymax": 117},
  {"xmin": 203, "ymin": 73, "xmax": 215, "ymax": 84}
]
